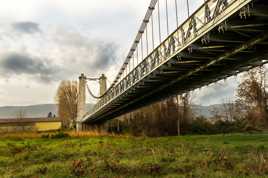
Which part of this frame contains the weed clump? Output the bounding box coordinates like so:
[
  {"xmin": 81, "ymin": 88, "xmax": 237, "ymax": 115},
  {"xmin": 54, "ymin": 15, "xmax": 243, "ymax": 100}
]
[
  {"xmin": 71, "ymin": 160, "xmax": 86, "ymax": 177},
  {"xmin": 7, "ymin": 143, "xmax": 24, "ymax": 155},
  {"xmin": 36, "ymin": 166, "xmax": 48, "ymax": 175}
]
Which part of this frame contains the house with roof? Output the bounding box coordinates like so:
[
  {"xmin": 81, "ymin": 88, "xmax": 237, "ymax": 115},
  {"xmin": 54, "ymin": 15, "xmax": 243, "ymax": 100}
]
[{"xmin": 0, "ymin": 118, "xmax": 62, "ymax": 133}]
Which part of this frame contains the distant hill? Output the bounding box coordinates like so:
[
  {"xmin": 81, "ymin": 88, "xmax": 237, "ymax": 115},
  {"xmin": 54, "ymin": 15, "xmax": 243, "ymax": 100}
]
[
  {"xmin": 191, "ymin": 104, "xmax": 228, "ymax": 118},
  {"xmin": 0, "ymin": 103, "xmax": 227, "ymax": 119},
  {"xmin": 0, "ymin": 104, "xmax": 94, "ymax": 119}
]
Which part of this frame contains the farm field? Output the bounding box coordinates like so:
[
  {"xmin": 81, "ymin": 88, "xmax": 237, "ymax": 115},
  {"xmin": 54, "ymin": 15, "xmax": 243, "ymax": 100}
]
[{"xmin": 0, "ymin": 133, "xmax": 268, "ymax": 178}]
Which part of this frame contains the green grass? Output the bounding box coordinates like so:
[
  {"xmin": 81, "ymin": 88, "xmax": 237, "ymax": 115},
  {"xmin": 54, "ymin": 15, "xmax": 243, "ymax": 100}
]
[{"xmin": 1, "ymin": 133, "xmax": 268, "ymax": 178}]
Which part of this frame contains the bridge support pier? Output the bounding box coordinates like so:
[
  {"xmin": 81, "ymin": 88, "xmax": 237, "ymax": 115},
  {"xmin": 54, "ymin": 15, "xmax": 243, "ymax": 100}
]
[
  {"xmin": 76, "ymin": 73, "xmax": 87, "ymax": 132},
  {"xmin": 76, "ymin": 122, "xmax": 83, "ymax": 132}
]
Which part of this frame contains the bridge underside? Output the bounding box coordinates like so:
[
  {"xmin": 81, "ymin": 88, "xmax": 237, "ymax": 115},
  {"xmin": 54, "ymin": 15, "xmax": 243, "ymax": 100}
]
[{"xmin": 85, "ymin": 0, "xmax": 268, "ymax": 124}]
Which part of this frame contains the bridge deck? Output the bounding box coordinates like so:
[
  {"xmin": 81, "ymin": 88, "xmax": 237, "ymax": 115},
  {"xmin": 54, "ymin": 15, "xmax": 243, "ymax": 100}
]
[{"xmin": 83, "ymin": 0, "xmax": 268, "ymax": 123}]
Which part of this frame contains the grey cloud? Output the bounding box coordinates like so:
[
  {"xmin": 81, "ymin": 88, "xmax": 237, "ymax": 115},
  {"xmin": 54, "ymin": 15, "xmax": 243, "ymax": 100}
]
[
  {"xmin": 93, "ymin": 42, "xmax": 118, "ymax": 71},
  {"xmin": 52, "ymin": 29, "xmax": 119, "ymax": 74},
  {"xmin": 12, "ymin": 22, "xmax": 41, "ymax": 34},
  {"xmin": 0, "ymin": 25, "xmax": 120, "ymax": 83},
  {"xmin": 0, "ymin": 53, "xmax": 59, "ymax": 83}
]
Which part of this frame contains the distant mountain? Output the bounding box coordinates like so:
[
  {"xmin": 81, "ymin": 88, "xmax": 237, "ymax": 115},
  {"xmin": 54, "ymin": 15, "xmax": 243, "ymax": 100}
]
[{"xmin": 0, "ymin": 104, "xmax": 94, "ymax": 119}]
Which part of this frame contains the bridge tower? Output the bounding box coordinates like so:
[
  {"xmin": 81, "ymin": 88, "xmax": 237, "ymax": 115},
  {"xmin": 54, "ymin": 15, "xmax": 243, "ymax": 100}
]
[
  {"xmin": 76, "ymin": 73, "xmax": 87, "ymax": 131},
  {"xmin": 99, "ymin": 74, "xmax": 107, "ymax": 96}
]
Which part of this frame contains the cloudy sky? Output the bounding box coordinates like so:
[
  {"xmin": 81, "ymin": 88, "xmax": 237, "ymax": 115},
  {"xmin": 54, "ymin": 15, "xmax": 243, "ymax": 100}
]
[{"xmin": 0, "ymin": 0, "xmax": 243, "ymax": 106}]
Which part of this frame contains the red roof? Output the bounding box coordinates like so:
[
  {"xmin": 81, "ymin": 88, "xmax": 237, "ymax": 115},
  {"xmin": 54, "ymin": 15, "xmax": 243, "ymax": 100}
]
[{"xmin": 0, "ymin": 118, "xmax": 61, "ymax": 124}]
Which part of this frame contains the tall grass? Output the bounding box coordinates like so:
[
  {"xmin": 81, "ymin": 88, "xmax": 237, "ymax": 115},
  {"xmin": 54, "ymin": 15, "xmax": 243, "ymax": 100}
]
[
  {"xmin": 67, "ymin": 130, "xmax": 115, "ymax": 137},
  {"xmin": 0, "ymin": 130, "xmax": 121, "ymax": 139},
  {"xmin": 0, "ymin": 132, "xmax": 42, "ymax": 139}
]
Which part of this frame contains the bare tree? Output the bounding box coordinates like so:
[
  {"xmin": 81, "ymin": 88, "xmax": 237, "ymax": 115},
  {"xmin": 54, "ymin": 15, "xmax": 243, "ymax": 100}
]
[
  {"xmin": 55, "ymin": 80, "xmax": 78, "ymax": 129},
  {"xmin": 106, "ymin": 94, "xmax": 193, "ymax": 136},
  {"xmin": 236, "ymin": 67, "xmax": 267, "ymax": 127},
  {"xmin": 177, "ymin": 93, "xmax": 193, "ymax": 134},
  {"xmin": 210, "ymin": 106, "xmax": 223, "ymax": 122},
  {"xmin": 222, "ymin": 102, "xmax": 235, "ymax": 121}
]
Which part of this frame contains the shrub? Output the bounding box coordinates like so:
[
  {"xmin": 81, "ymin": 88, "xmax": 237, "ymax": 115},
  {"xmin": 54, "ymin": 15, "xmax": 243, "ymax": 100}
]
[
  {"xmin": 50, "ymin": 132, "xmax": 70, "ymax": 139},
  {"xmin": 41, "ymin": 132, "xmax": 70, "ymax": 139},
  {"xmin": 190, "ymin": 117, "xmax": 214, "ymax": 134},
  {"xmin": 41, "ymin": 134, "xmax": 50, "ymax": 139},
  {"xmin": 188, "ymin": 117, "xmax": 248, "ymax": 135}
]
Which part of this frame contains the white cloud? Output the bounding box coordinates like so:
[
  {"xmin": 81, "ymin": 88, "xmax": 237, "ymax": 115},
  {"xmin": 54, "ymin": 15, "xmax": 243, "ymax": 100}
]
[{"xmin": 192, "ymin": 78, "xmax": 240, "ymax": 106}]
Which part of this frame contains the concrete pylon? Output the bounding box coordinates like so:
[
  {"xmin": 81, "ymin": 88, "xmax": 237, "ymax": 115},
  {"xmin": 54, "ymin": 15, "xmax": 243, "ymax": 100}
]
[
  {"xmin": 99, "ymin": 74, "xmax": 107, "ymax": 96},
  {"xmin": 76, "ymin": 73, "xmax": 87, "ymax": 131}
]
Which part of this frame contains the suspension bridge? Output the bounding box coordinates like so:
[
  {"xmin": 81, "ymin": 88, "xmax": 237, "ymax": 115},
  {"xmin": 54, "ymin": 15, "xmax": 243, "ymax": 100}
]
[{"xmin": 76, "ymin": 0, "xmax": 268, "ymax": 130}]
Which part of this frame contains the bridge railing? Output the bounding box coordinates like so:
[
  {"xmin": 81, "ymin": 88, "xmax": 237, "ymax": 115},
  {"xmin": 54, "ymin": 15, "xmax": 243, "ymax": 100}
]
[{"xmin": 84, "ymin": 0, "xmax": 249, "ymax": 121}]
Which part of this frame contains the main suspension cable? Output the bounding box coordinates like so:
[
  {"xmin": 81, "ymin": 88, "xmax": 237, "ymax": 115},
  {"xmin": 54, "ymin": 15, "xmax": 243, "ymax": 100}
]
[
  {"xmin": 86, "ymin": 84, "xmax": 109, "ymax": 99},
  {"xmin": 85, "ymin": 78, "xmax": 109, "ymax": 99},
  {"xmin": 109, "ymin": 0, "xmax": 159, "ymax": 89}
]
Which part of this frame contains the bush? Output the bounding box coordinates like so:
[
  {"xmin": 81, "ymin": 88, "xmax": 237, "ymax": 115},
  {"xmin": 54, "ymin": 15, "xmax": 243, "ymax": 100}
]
[
  {"xmin": 51, "ymin": 132, "xmax": 70, "ymax": 139},
  {"xmin": 189, "ymin": 117, "xmax": 247, "ymax": 135},
  {"xmin": 41, "ymin": 134, "xmax": 50, "ymax": 139},
  {"xmin": 190, "ymin": 117, "xmax": 214, "ymax": 134},
  {"xmin": 41, "ymin": 132, "xmax": 70, "ymax": 139}
]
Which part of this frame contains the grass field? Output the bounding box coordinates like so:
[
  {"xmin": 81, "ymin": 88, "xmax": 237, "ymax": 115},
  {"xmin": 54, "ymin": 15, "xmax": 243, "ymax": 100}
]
[{"xmin": 0, "ymin": 133, "xmax": 268, "ymax": 178}]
